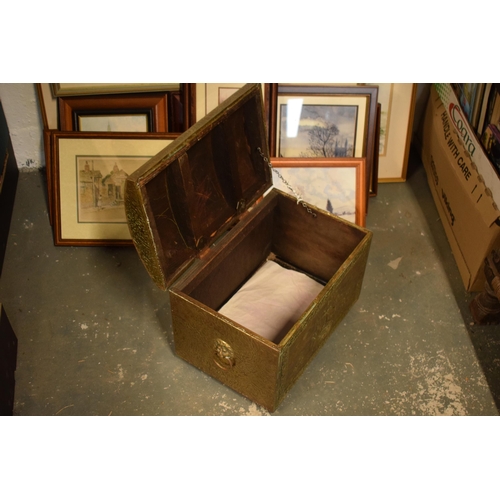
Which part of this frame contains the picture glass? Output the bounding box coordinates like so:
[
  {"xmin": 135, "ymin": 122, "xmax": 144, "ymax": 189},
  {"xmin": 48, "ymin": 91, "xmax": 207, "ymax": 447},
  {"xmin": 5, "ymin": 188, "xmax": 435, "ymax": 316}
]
[
  {"xmin": 276, "ymin": 95, "xmax": 367, "ymax": 158},
  {"xmin": 76, "ymin": 156, "xmax": 151, "ymax": 223},
  {"xmin": 198, "ymin": 83, "xmax": 245, "ymax": 119},
  {"xmin": 272, "ymin": 166, "xmax": 357, "ymax": 223},
  {"xmin": 78, "ymin": 114, "xmax": 149, "ymax": 132},
  {"xmin": 58, "ymin": 137, "xmax": 175, "ymax": 242}
]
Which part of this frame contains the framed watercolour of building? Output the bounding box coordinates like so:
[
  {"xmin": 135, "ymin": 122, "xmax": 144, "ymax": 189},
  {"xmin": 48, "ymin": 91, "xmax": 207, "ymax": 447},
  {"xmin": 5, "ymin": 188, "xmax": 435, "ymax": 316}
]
[{"xmin": 50, "ymin": 132, "xmax": 179, "ymax": 245}]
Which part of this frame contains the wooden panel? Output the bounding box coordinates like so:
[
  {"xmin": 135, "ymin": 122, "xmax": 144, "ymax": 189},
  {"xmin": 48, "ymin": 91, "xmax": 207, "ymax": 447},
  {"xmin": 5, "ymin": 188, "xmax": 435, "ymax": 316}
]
[
  {"xmin": 180, "ymin": 197, "xmax": 276, "ymax": 310},
  {"xmin": 163, "ymin": 139, "xmax": 235, "ymax": 249},
  {"xmin": 272, "ymin": 191, "xmax": 368, "ymax": 283}
]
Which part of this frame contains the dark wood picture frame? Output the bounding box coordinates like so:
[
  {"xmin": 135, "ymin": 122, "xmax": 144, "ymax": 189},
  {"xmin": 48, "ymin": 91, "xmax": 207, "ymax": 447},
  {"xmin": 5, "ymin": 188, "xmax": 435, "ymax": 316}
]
[
  {"xmin": 39, "ymin": 85, "xmax": 197, "ymax": 228},
  {"xmin": 58, "ymin": 93, "xmax": 170, "ymax": 132},
  {"xmin": 267, "ymin": 84, "xmax": 379, "ymax": 204},
  {"xmin": 370, "ymin": 102, "xmax": 381, "ymax": 197},
  {"xmin": 179, "ymin": 83, "xmax": 197, "ymax": 131},
  {"xmin": 50, "ymin": 131, "xmax": 179, "ymax": 246},
  {"xmin": 37, "ymin": 83, "xmax": 196, "ymax": 134}
]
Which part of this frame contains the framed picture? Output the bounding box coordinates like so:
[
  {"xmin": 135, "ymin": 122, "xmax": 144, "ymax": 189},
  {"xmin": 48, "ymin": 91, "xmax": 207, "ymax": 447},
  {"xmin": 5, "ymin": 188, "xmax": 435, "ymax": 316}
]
[
  {"xmin": 269, "ymin": 85, "xmax": 378, "ymax": 203},
  {"xmin": 177, "ymin": 83, "xmax": 197, "ymax": 132},
  {"xmin": 44, "ymin": 129, "xmax": 55, "ymax": 225},
  {"xmin": 51, "ymin": 132, "xmax": 179, "ymax": 246},
  {"xmin": 58, "ymin": 93, "xmax": 170, "ymax": 132},
  {"xmin": 363, "ymin": 83, "xmax": 417, "ymax": 181},
  {"xmin": 270, "ymin": 157, "xmax": 366, "ymax": 227},
  {"xmin": 36, "ymin": 83, "xmax": 59, "ymax": 130},
  {"xmin": 195, "ymin": 83, "xmax": 266, "ymax": 121},
  {"xmin": 195, "ymin": 83, "xmax": 243, "ymax": 121},
  {"xmin": 51, "ymin": 83, "xmax": 180, "ymax": 97},
  {"xmin": 274, "ymin": 93, "xmax": 368, "ymax": 158},
  {"xmin": 370, "ymin": 103, "xmax": 381, "ymax": 197}
]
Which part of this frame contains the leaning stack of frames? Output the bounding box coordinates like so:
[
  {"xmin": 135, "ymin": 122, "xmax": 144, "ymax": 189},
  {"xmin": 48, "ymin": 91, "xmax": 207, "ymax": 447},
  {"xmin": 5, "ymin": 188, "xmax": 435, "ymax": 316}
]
[
  {"xmin": 36, "ymin": 82, "xmax": 385, "ymax": 246},
  {"xmin": 35, "ymin": 83, "xmax": 196, "ymax": 245},
  {"xmin": 124, "ymin": 83, "xmax": 372, "ymax": 412}
]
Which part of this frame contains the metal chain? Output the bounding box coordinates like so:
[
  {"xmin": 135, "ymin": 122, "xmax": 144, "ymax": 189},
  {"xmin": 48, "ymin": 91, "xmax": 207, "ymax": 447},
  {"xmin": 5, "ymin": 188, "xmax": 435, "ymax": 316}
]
[{"xmin": 257, "ymin": 147, "xmax": 317, "ymax": 218}]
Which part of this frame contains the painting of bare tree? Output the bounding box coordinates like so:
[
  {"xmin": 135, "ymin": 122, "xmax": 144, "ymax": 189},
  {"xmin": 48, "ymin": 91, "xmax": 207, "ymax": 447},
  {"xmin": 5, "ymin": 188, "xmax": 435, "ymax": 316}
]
[
  {"xmin": 280, "ymin": 104, "xmax": 357, "ymax": 157},
  {"xmin": 276, "ymin": 95, "xmax": 368, "ymax": 159}
]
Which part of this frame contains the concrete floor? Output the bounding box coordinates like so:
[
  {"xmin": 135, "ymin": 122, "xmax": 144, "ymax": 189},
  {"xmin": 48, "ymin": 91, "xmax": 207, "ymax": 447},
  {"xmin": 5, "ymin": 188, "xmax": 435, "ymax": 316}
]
[{"xmin": 1, "ymin": 149, "xmax": 500, "ymax": 416}]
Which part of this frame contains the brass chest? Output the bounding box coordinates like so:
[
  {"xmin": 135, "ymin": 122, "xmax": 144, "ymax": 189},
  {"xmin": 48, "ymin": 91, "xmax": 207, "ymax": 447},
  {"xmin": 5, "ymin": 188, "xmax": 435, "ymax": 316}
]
[{"xmin": 124, "ymin": 83, "xmax": 372, "ymax": 412}]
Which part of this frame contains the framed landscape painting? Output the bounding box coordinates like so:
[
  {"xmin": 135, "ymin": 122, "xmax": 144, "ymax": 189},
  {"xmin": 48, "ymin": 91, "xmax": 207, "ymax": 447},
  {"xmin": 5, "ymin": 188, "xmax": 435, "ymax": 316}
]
[
  {"xmin": 270, "ymin": 157, "xmax": 366, "ymax": 226},
  {"xmin": 269, "ymin": 85, "xmax": 378, "ymax": 203},
  {"xmin": 275, "ymin": 94, "xmax": 368, "ymax": 159}
]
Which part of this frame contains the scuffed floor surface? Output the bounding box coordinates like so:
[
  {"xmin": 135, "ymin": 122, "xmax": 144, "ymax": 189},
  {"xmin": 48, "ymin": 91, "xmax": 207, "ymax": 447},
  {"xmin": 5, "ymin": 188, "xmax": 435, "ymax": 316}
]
[{"xmin": 1, "ymin": 152, "xmax": 499, "ymax": 416}]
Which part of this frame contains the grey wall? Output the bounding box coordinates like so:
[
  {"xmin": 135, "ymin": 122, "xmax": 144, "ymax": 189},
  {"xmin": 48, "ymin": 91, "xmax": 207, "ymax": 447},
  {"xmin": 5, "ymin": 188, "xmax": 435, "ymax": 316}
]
[{"xmin": 0, "ymin": 83, "xmax": 44, "ymax": 169}]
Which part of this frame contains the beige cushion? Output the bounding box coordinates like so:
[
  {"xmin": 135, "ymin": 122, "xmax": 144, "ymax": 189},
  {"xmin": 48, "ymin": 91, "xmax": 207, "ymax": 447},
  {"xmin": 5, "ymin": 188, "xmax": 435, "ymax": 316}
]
[{"xmin": 219, "ymin": 260, "xmax": 324, "ymax": 344}]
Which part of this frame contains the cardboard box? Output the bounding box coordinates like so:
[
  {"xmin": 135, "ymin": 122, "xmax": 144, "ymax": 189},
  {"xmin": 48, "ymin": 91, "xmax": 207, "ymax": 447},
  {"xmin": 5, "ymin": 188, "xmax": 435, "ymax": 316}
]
[
  {"xmin": 421, "ymin": 86, "xmax": 500, "ymax": 291},
  {"xmin": 434, "ymin": 83, "xmax": 500, "ymax": 207}
]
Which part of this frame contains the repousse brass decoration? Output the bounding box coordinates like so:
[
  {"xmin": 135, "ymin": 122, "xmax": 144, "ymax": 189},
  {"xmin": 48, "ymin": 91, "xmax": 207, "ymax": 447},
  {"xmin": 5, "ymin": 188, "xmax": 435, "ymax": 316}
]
[
  {"xmin": 124, "ymin": 183, "xmax": 166, "ymax": 290},
  {"xmin": 213, "ymin": 338, "xmax": 235, "ymax": 370}
]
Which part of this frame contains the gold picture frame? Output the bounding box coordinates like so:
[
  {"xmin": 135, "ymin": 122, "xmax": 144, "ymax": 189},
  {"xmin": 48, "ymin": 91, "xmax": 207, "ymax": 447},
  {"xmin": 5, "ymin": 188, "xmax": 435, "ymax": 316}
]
[{"xmin": 51, "ymin": 83, "xmax": 180, "ymax": 97}]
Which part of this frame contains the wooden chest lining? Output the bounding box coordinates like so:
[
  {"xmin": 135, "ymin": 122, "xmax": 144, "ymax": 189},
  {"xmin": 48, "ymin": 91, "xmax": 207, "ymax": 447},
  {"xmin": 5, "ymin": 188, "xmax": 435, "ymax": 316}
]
[
  {"xmin": 174, "ymin": 189, "xmax": 368, "ymax": 316},
  {"xmin": 272, "ymin": 194, "xmax": 367, "ymax": 283},
  {"xmin": 137, "ymin": 96, "xmax": 272, "ymax": 287},
  {"xmin": 176, "ymin": 193, "xmax": 277, "ymax": 310}
]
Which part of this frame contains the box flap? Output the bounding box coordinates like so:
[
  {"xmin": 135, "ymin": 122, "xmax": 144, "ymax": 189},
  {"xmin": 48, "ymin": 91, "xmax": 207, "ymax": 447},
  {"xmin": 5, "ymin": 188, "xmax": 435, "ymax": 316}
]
[{"xmin": 125, "ymin": 83, "xmax": 272, "ymax": 290}]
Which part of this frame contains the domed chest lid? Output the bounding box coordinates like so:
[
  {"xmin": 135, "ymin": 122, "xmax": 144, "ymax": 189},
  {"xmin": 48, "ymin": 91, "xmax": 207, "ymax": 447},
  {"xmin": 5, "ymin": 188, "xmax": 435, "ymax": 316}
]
[{"xmin": 125, "ymin": 84, "xmax": 272, "ymax": 290}]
